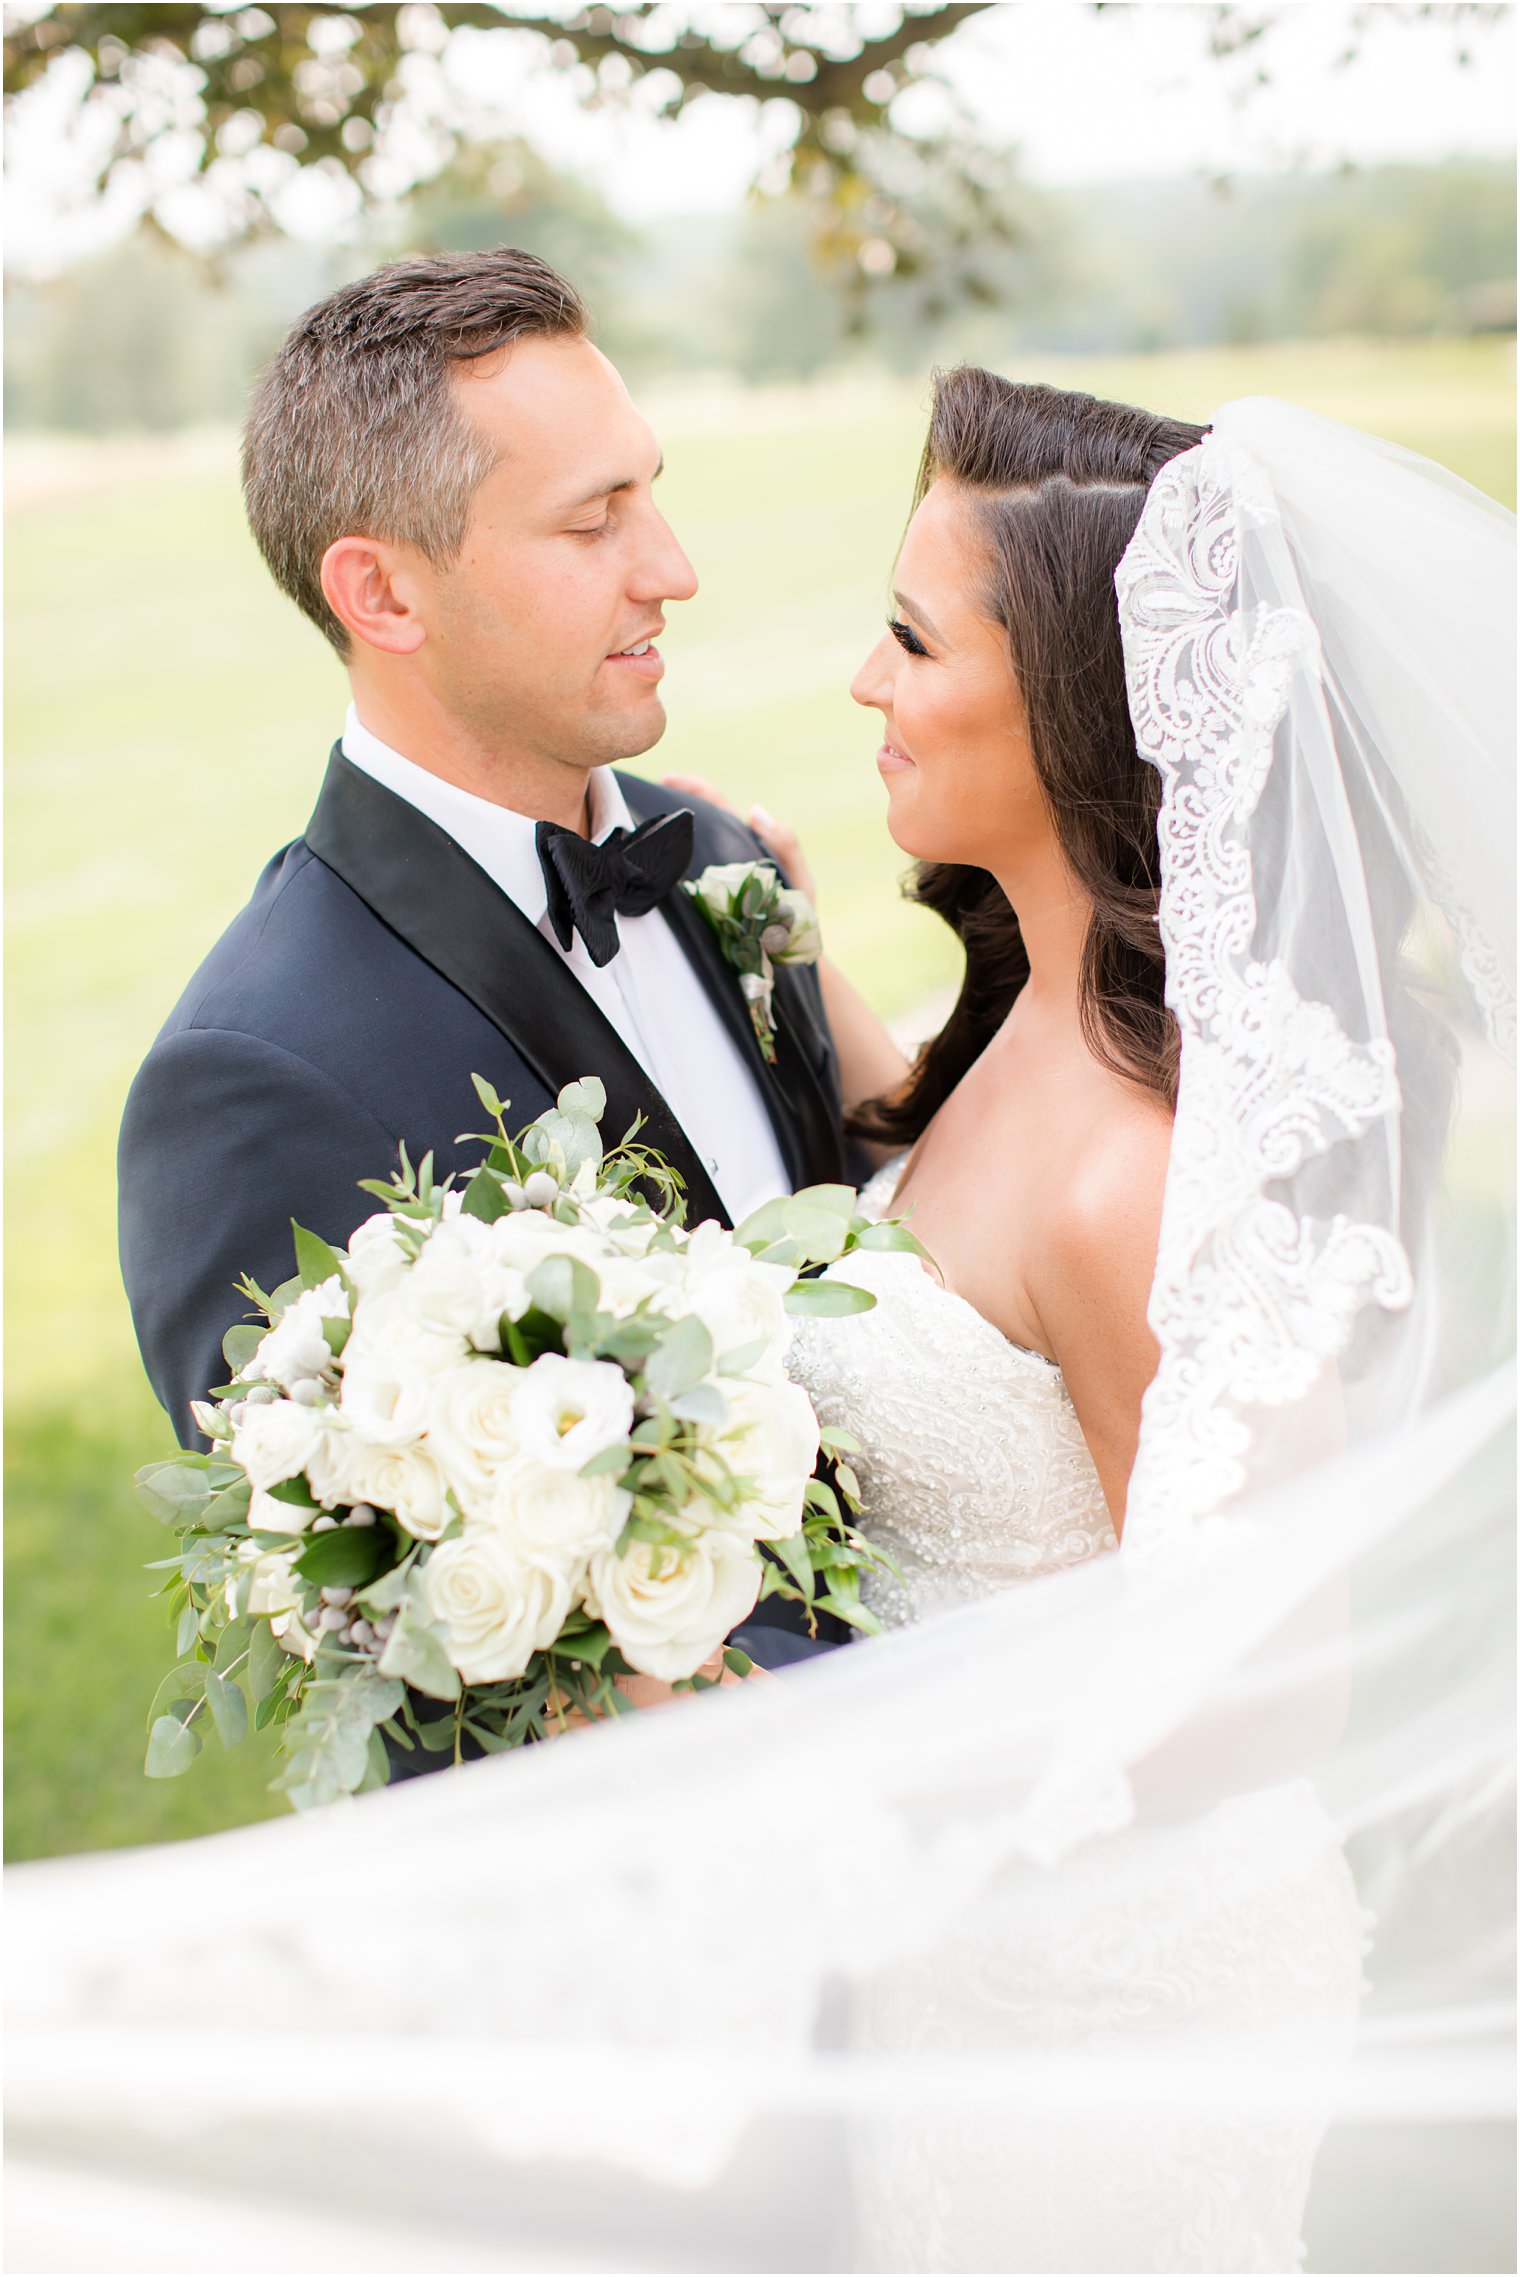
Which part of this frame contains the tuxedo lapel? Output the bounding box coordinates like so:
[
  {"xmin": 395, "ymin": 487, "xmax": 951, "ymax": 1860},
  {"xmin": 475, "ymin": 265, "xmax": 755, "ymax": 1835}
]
[
  {"xmin": 304, "ymin": 751, "xmax": 729, "ymax": 1226},
  {"xmin": 621, "ymin": 776, "xmax": 844, "ymax": 1193}
]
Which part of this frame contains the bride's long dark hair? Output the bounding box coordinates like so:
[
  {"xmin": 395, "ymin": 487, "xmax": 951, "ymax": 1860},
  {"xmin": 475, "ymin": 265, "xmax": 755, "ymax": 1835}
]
[{"xmin": 854, "ymin": 367, "xmax": 1208, "ymax": 1145}]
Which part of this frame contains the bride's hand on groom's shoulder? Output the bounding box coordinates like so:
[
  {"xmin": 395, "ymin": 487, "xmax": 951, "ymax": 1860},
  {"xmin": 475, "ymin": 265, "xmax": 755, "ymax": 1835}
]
[{"xmin": 661, "ymin": 774, "xmax": 818, "ymax": 908}]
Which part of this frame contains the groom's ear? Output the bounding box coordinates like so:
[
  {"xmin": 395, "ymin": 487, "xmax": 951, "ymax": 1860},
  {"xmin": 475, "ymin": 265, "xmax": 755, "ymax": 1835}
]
[{"xmin": 320, "ymin": 536, "xmax": 428, "ymax": 657}]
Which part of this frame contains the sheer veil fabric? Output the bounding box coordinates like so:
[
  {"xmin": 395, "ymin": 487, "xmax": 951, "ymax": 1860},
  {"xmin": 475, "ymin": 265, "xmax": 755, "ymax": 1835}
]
[{"xmin": 8, "ymin": 403, "xmax": 1514, "ymax": 2274}]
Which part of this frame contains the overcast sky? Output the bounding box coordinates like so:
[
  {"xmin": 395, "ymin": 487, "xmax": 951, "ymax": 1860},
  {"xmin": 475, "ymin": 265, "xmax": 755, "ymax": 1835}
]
[
  {"xmin": 508, "ymin": 2, "xmax": 1518, "ymax": 216},
  {"xmin": 5, "ymin": 1, "xmax": 1515, "ymax": 272}
]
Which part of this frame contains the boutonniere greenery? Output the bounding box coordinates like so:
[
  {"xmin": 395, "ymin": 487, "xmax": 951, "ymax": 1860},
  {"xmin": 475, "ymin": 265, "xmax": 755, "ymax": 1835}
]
[{"xmin": 685, "ymin": 861, "xmax": 822, "ymax": 1063}]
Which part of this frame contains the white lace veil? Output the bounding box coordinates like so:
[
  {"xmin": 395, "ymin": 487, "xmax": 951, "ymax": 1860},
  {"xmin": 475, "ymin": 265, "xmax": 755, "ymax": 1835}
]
[{"xmin": 8, "ymin": 402, "xmax": 1514, "ymax": 2275}]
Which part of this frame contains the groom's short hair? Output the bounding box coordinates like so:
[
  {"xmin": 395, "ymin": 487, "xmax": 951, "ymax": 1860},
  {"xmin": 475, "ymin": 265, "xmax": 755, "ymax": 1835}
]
[{"xmin": 242, "ymin": 247, "xmax": 587, "ymax": 654}]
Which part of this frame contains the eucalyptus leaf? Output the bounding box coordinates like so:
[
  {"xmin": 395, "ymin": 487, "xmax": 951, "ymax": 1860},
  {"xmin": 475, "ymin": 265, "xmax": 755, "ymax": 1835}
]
[
  {"xmin": 644, "ymin": 1313, "xmax": 713, "ymax": 1402},
  {"xmin": 852, "ymin": 1219, "xmax": 930, "ymax": 1256},
  {"xmin": 781, "ymin": 1203, "xmax": 848, "ymax": 1262},
  {"xmin": 175, "ymin": 1604, "xmax": 200, "ymax": 1657},
  {"xmin": 276, "ymin": 1668, "xmax": 405, "ymax": 1809},
  {"xmin": 526, "ymin": 1253, "xmax": 600, "ymax": 1324},
  {"xmin": 248, "ymin": 1618, "xmax": 289, "ymax": 1702},
  {"xmin": 783, "ymin": 1279, "xmax": 877, "ymax": 1317},
  {"xmin": 134, "ymin": 1460, "xmax": 213, "ymax": 1528},
  {"xmin": 222, "ymin": 1322, "xmax": 265, "ymax": 1375},
  {"xmin": 716, "ymin": 1336, "xmax": 772, "ymax": 1378},
  {"xmin": 732, "ymin": 1196, "xmax": 790, "ymax": 1251},
  {"xmin": 556, "ymin": 1077, "xmax": 606, "ymax": 1121},
  {"xmin": 789, "ymin": 1183, "xmax": 857, "ymax": 1219},
  {"xmin": 145, "ymin": 1716, "xmax": 201, "ymax": 1778},
  {"xmin": 213, "ymin": 1617, "xmax": 252, "ymax": 1672},
  {"xmin": 377, "ymin": 1598, "xmax": 461, "ymax": 1702},
  {"xmin": 205, "ymin": 1670, "xmax": 249, "ymax": 1747},
  {"xmin": 668, "ymin": 1382, "xmax": 729, "ymax": 1428},
  {"xmin": 146, "ymin": 1660, "xmax": 208, "ymax": 1728}
]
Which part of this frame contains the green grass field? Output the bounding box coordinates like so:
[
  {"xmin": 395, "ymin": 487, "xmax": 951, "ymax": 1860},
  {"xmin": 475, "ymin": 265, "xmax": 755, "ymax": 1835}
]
[{"xmin": 6, "ymin": 336, "xmax": 1514, "ymax": 1862}]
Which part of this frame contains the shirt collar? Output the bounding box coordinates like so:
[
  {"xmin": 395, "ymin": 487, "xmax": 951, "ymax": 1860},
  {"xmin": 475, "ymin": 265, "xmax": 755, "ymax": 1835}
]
[{"xmin": 340, "ymin": 705, "xmax": 634, "ymax": 926}]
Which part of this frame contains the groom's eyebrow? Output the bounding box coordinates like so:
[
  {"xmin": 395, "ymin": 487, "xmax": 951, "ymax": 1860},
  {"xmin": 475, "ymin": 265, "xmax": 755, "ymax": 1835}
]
[
  {"xmin": 562, "ymin": 453, "xmax": 665, "ymax": 513},
  {"xmin": 893, "ymin": 590, "xmax": 945, "ymax": 642}
]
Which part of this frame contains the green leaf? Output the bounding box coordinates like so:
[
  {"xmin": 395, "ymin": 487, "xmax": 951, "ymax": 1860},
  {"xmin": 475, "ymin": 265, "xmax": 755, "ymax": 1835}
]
[
  {"xmin": 264, "ymin": 1475, "xmax": 320, "ymax": 1511},
  {"xmin": 851, "ymin": 1219, "xmax": 929, "ymax": 1255},
  {"xmin": 783, "ymin": 1279, "xmax": 877, "ymax": 1317},
  {"xmin": 669, "ymin": 1382, "xmax": 729, "ymax": 1427},
  {"xmin": 291, "ymin": 1221, "xmax": 346, "ymax": 1290},
  {"xmin": 356, "ymin": 1551, "xmax": 417, "ymax": 1616},
  {"xmin": 222, "ymin": 1322, "xmax": 265, "ymax": 1376},
  {"xmin": 732, "ymin": 1195, "xmax": 790, "ymax": 1252},
  {"xmin": 790, "ymin": 1183, "xmax": 857, "ymax": 1220},
  {"xmin": 146, "ymin": 1660, "xmax": 208, "ymax": 1728},
  {"xmin": 213, "ymin": 1617, "xmax": 252, "ymax": 1671},
  {"xmin": 145, "ymin": 1715, "xmax": 201, "ymax": 1778},
  {"xmin": 276, "ymin": 1669, "xmax": 405, "ymax": 1809},
  {"xmin": 255, "ymin": 1681, "xmax": 294, "ymax": 1731},
  {"xmin": 293, "ymin": 1527, "xmax": 393, "ymax": 1590},
  {"xmin": 471, "ymin": 1072, "xmax": 508, "ymax": 1121},
  {"xmin": 644, "ymin": 1313, "xmax": 713, "ymax": 1402},
  {"xmin": 716, "ymin": 1335, "xmax": 772, "ymax": 1378},
  {"xmin": 356, "ymin": 1727, "xmax": 392, "ymax": 1793},
  {"xmin": 248, "ymin": 1618, "xmax": 289, "ymax": 1702},
  {"xmin": 134, "ymin": 1459, "xmax": 213, "ymax": 1528},
  {"xmin": 204, "ymin": 1670, "xmax": 249, "ymax": 1747},
  {"xmin": 460, "ymin": 1166, "xmax": 510, "ymax": 1223},
  {"xmin": 557, "ymin": 1076, "xmax": 606, "ymax": 1121},
  {"xmin": 819, "ymin": 1426, "xmax": 862, "ymax": 1455},
  {"xmin": 833, "ymin": 1460, "xmax": 863, "ymax": 1506},
  {"xmin": 723, "ymin": 1647, "xmax": 755, "ymax": 1678},
  {"xmin": 781, "ymin": 1205, "xmax": 848, "ymax": 1263},
  {"xmin": 578, "ymin": 1443, "xmax": 634, "ymax": 1480},
  {"xmin": 376, "ymin": 1597, "xmax": 461, "ymax": 1702},
  {"xmin": 769, "ymin": 1529, "xmax": 816, "ymax": 1599},
  {"xmin": 174, "ymin": 1604, "xmax": 200, "ymax": 1657},
  {"xmin": 526, "ymin": 1253, "xmax": 600, "ymax": 1324}
]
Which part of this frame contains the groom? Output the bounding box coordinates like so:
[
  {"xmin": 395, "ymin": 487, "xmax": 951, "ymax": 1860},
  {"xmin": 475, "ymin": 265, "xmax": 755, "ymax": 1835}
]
[{"xmin": 117, "ymin": 246, "xmax": 847, "ymax": 1676}]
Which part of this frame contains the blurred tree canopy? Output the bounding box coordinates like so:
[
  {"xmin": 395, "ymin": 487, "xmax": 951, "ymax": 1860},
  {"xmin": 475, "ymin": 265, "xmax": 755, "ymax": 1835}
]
[
  {"xmin": 5, "ymin": 2, "xmax": 1507, "ymax": 318},
  {"xmin": 2, "ymin": 1, "xmax": 1014, "ymax": 294}
]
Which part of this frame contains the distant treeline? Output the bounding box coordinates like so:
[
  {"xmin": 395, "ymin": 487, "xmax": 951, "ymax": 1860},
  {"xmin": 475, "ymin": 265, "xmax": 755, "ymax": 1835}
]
[{"xmin": 5, "ymin": 155, "xmax": 1513, "ymax": 432}]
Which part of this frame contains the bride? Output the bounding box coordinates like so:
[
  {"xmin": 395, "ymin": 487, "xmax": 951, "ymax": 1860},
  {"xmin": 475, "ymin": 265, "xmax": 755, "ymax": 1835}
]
[{"xmin": 7, "ymin": 375, "xmax": 1513, "ymax": 2276}]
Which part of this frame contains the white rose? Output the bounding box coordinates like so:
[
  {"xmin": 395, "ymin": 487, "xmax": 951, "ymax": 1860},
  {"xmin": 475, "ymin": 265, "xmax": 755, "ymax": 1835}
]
[
  {"xmin": 342, "ymin": 1286, "xmax": 468, "ymax": 1377},
  {"xmin": 692, "ymin": 859, "xmax": 769, "ymax": 915},
  {"xmin": 230, "ymin": 1398, "xmax": 327, "ymax": 1491},
  {"xmin": 422, "ymin": 1530, "xmax": 572, "ymax": 1682},
  {"xmin": 490, "ymin": 1211, "xmax": 605, "ymax": 1275},
  {"xmin": 425, "ymin": 1361, "xmax": 527, "ymax": 1517},
  {"xmin": 340, "ymin": 1439, "xmax": 452, "ymax": 1540},
  {"xmin": 338, "ymin": 1343, "xmax": 435, "ymax": 1449},
  {"xmin": 577, "ymin": 1195, "xmax": 663, "ymax": 1255},
  {"xmin": 583, "ymin": 1525, "xmax": 762, "ymax": 1681},
  {"xmin": 716, "ymin": 1377, "xmax": 821, "ymax": 1541},
  {"xmin": 594, "ymin": 1248, "xmax": 686, "ymax": 1320},
  {"xmin": 771, "ymin": 885, "xmax": 822, "ymax": 965},
  {"xmin": 246, "ymin": 1279, "xmax": 347, "ymax": 1393},
  {"xmin": 247, "ymin": 1484, "xmax": 312, "ymax": 1535},
  {"xmin": 486, "ymin": 1455, "xmax": 631, "ymax": 1568},
  {"xmin": 344, "ymin": 1212, "xmax": 412, "ymax": 1298},
  {"xmin": 674, "ymin": 1238, "xmax": 792, "ymax": 1381},
  {"xmin": 407, "ymin": 1217, "xmax": 529, "ymax": 1349},
  {"xmin": 512, "ymin": 1353, "xmax": 634, "ymax": 1473}
]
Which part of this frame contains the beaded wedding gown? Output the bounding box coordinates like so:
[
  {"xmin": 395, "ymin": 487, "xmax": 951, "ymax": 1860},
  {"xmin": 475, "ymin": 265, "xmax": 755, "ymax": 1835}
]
[{"xmin": 787, "ymin": 1162, "xmax": 1370, "ymax": 2272}]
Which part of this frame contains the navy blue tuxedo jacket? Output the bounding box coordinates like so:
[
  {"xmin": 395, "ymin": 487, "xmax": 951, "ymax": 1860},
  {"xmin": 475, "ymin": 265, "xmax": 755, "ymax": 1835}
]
[{"xmin": 118, "ymin": 753, "xmax": 850, "ymax": 1682}]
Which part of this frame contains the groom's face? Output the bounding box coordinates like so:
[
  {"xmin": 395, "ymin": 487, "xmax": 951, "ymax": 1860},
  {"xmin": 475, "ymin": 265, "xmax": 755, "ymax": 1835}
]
[{"xmin": 419, "ymin": 335, "xmax": 697, "ymax": 769}]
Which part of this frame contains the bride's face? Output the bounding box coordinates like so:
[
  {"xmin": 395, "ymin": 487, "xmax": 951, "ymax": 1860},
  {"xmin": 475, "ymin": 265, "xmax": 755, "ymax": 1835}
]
[{"xmin": 851, "ymin": 478, "xmax": 1047, "ymax": 869}]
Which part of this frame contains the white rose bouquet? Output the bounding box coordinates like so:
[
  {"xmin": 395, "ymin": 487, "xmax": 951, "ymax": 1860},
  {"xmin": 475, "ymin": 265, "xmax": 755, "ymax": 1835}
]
[{"xmin": 138, "ymin": 1076, "xmax": 915, "ymax": 1808}]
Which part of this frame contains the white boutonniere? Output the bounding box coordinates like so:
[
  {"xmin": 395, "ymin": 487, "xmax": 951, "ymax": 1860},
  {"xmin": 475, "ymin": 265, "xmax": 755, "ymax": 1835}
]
[{"xmin": 684, "ymin": 861, "xmax": 822, "ymax": 1063}]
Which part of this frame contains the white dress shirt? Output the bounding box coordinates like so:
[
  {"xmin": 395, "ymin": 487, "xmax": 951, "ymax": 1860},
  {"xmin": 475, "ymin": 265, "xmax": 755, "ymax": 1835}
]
[{"xmin": 340, "ymin": 707, "xmax": 791, "ymax": 1223}]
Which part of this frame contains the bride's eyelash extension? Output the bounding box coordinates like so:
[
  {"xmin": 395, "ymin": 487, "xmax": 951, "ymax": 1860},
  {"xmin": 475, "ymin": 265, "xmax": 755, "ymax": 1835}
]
[{"xmin": 889, "ymin": 617, "xmax": 928, "ymax": 656}]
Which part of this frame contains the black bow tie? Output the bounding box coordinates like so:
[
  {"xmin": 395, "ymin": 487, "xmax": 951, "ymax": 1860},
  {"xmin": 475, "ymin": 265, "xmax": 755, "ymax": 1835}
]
[{"xmin": 536, "ymin": 808, "xmax": 695, "ymax": 969}]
